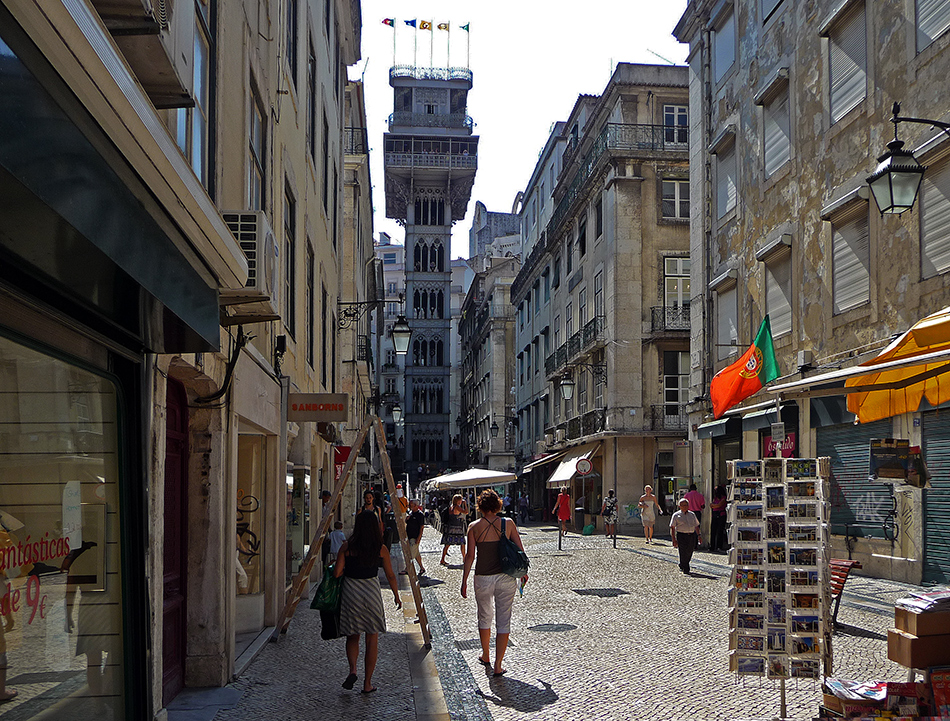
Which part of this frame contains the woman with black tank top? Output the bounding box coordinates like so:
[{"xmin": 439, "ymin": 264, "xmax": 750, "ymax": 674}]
[
  {"xmin": 333, "ymin": 511, "xmax": 401, "ymax": 693},
  {"xmin": 461, "ymin": 489, "xmax": 527, "ymax": 677}
]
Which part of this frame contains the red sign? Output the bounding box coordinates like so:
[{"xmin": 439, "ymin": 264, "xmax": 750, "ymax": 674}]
[
  {"xmin": 334, "ymin": 446, "xmax": 351, "ymax": 482},
  {"xmin": 576, "ymin": 458, "xmax": 593, "ymax": 475},
  {"xmin": 763, "ymin": 432, "xmax": 797, "ymax": 458}
]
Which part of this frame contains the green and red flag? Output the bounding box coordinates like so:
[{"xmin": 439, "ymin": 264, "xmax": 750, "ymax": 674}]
[
  {"xmin": 382, "ymin": 18, "xmax": 395, "ymax": 26},
  {"xmin": 710, "ymin": 315, "xmax": 780, "ymax": 418}
]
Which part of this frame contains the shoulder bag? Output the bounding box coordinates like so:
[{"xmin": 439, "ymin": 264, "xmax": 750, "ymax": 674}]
[
  {"xmin": 311, "ymin": 565, "xmax": 342, "ymax": 611},
  {"xmin": 498, "ymin": 518, "xmax": 530, "ymax": 578}
]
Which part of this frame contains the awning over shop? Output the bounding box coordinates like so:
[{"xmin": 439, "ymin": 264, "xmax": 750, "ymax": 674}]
[
  {"xmin": 809, "ymin": 393, "xmax": 855, "ymax": 427},
  {"xmin": 522, "ymin": 452, "xmax": 566, "ymax": 473},
  {"xmin": 546, "ymin": 442, "xmax": 601, "ymax": 488},
  {"xmin": 741, "ymin": 402, "xmax": 798, "ymax": 431},
  {"xmin": 423, "ymin": 468, "xmax": 516, "ymax": 491}
]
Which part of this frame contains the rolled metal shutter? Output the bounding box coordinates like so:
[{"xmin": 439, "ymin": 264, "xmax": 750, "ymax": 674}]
[
  {"xmin": 817, "ymin": 420, "xmax": 893, "ymax": 537},
  {"xmin": 923, "ymin": 411, "xmax": 950, "ymax": 583}
]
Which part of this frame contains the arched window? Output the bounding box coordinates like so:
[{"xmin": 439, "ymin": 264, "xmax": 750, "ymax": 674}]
[{"xmin": 414, "ymin": 243, "xmax": 422, "ymax": 271}]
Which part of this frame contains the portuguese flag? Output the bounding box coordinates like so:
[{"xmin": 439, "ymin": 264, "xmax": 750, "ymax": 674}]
[{"xmin": 710, "ymin": 315, "xmax": 780, "ymax": 418}]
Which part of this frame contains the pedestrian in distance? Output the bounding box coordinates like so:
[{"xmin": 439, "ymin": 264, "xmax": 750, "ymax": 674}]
[
  {"xmin": 638, "ymin": 485, "xmax": 662, "ymax": 544},
  {"xmin": 333, "ymin": 511, "xmax": 402, "ymax": 694},
  {"xmin": 684, "ymin": 483, "xmax": 706, "ymax": 525},
  {"xmin": 670, "ymin": 497, "xmax": 701, "ymax": 574},
  {"xmin": 503, "ymin": 492, "xmax": 512, "ymax": 518},
  {"xmin": 519, "ymin": 493, "xmax": 530, "ymax": 524},
  {"xmin": 440, "ymin": 494, "xmax": 469, "ymax": 565},
  {"xmin": 328, "ymin": 521, "xmax": 346, "ymax": 559},
  {"xmin": 601, "ymin": 489, "xmax": 618, "ymax": 536},
  {"xmin": 359, "ymin": 489, "xmax": 384, "ymax": 533},
  {"xmin": 401, "ymin": 499, "xmax": 426, "ymax": 576},
  {"xmin": 461, "ymin": 489, "xmax": 527, "ymax": 677},
  {"xmin": 710, "ymin": 484, "xmax": 728, "ymax": 552},
  {"xmin": 553, "ymin": 486, "xmax": 572, "ymax": 536}
]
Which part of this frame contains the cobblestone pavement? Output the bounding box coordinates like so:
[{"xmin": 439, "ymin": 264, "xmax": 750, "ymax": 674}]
[
  {"xmin": 419, "ymin": 522, "xmax": 916, "ymax": 721},
  {"xmin": 192, "ymin": 522, "xmax": 919, "ymax": 721}
]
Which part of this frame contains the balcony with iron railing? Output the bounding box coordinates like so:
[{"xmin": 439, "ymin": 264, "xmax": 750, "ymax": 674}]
[
  {"xmin": 357, "ymin": 335, "xmax": 372, "ymax": 364},
  {"xmin": 389, "ymin": 65, "xmax": 474, "ymax": 84},
  {"xmin": 344, "ymin": 127, "xmax": 368, "ymax": 155},
  {"xmin": 545, "ymin": 316, "xmax": 606, "ymax": 376},
  {"xmin": 650, "ymin": 305, "xmax": 690, "ymax": 333},
  {"xmin": 388, "ymin": 112, "xmax": 474, "ymax": 132},
  {"xmin": 649, "ymin": 405, "xmax": 688, "ymax": 432},
  {"xmin": 385, "ymin": 151, "xmax": 477, "ymax": 171}
]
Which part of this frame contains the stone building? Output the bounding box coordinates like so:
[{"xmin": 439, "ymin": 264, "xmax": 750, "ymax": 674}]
[
  {"xmin": 0, "ymin": 0, "xmax": 367, "ymax": 717},
  {"xmin": 675, "ymin": 0, "xmax": 950, "ymax": 582},
  {"xmin": 510, "ymin": 63, "xmax": 691, "ymax": 529}
]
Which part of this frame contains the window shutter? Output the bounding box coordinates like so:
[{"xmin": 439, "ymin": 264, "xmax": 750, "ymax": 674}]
[
  {"xmin": 764, "ymin": 89, "xmax": 790, "ymax": 177},
  {"xmin": 832, "ymin": 210, "xmax": 870, "ymax": 313},
  {"xmin": 766, "ymin": 252, "xmax": 792, "ymax": 336},
  {"xmin": 762, "ymin": 0, "xmax": 783, "ymax": 21},
  {"xmin": 717, "ymin": 144, "xmax": 737, "ymax": 218},
  {"xmin": 717, "ymin": 285, "xmax": 738, "ymax": 360},
  {"xmin": 829, "ymin": 4, "xmax": 866, "ymax": 124},
  {"xmin": 713, "ymin": 11, "xmax": 736, "ymax": 84},
  {"xmin": 917, "ymin": 0, "xmax": 950, "ymax": 52},
  {"xmin": 922, "ymin": 159, "xmax": 950, "ymax": 278}
]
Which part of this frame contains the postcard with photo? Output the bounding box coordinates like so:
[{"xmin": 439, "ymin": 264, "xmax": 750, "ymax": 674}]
[
  {"xmin": 737, "ymin": 635, "xmax": 765, "ymax": 652},
  {"xmin": 735, "ymin": 568, "xmax": 764, "ymax": 590},
  {"xmin": 737, "ymin": 504, "xmax": 764, "ymax": 520},
  {"xmin": 764, "ymin": 459, "xmax": 783, "ymax": 484},
  {"xmin": 767, "ymin": 570, "xmax": 787, "ymax": 593},
  {"xmin": 788, "ymin": 503, "xmax": 818, "ymax": 519},
  {"xmin": 736, "ymin": 461, "xmax": 763, "ymax": 478},
  {"xmin": 737, "ymin": 591, "xmax": 766, "ymax": 609},
  {"xmin": 735, "ymin": 484, "xmax": 763, "ymax": 502},
  {"xmin": 788, "ymin": 481, "xmax": 817, "ymax": 498},
  {"xmin": 767, "ymin": 542, "xmax": 787, "ymax": 564},
  {"xmin": 737, "ymin": 548, "xmax": 765, "ymax": 566},
  {"xmin": 786, "ymin": 459, "xmax": 818, "ymax": 479},
  {"xmin": 737, "ymin": 656, "xmax": 766, "ymax": 676},
  {"xmin": 766, "ymin": 515, "xmax": 786, "ymax": 539},
  {"xmin": 768, "ymin": 598, "xmax": 787, "ymax": 625},
  {"xmin": 791, "ymin": 615, "xmax": 820, "ymax": 633},
  {"xmin": 766, "ymin": 486, "xmax": 785, "ymax": 510},
  {"xmin": 790, "ymin": 658, "xmax": 821, "ymax": 678},
  {"xmin": 792, "ymin": 593, "xmax": 820, "ymax": 609},
  {"xmin": 768, "ymin": 655, "xmax": 790, "ymax": 678},
  {"xmin": 790, "ymin": 635, "xmax": 818, "ymax": 655},
  {"xmin": 790, "ymin": 570, "xmax": 819, "ymax": 587},
  {"xmin": 788, "ymin": 525, "xmax": 818, "ymax": 542},
  {"xmin": 789, "ymin": 548, "xmax": 818, "ymax": 566},
  {"xmin": 738, "ymin": 613, "xmax": 765, "ymax": 631},
  {"xmin": 736, "ymin": 527, "xmax": 764, "ymax": 543},
  {"xmin": 767, "ymin": 626, "xmax": 787, "ymax": 652}
]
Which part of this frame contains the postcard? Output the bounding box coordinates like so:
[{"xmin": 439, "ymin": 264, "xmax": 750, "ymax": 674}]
[
  {"xmin": 791, "ymin": 635, "xmax": 818, "ymax": 655},
  {"xmin": 767, "ymin": 570, "xmax": 786, "ymax": 594},
  {"xmin": 789, "ymin": 548, "xmax": 818, "ymax": 566},
  {"xmin": 766, "ymin": 515, "xmax": 786, "ymax": 539},
  {"xmin": 737, "ymin": 656, "xmax": 766, "ymax": 675},
  {"xmin": 767, "ymin": 542, "xmax": 787, "ymax": 564},
  {"xmin": 768, "ymin": 655, "xmax": 789, "ymax": 678},
  {"xmin": 768, "ymin": 598, "xmax": 787, "ymax": 624},
  {"xmin": 791, "ymin": 615, "xmax": 820, "ymax": 633},
  {"xmin": 766, "ymin": 486, "xmax": 785, "ymax": 510},
  {"xmin": 790, "ymin": 659, "xmax": 821, "ymax": 678},
  {"xmin": 767, "ymin": 626, "xmax": 786, "ymax": 652},
  {"xmin": 737, "ymin": 635, "xmax": 765, "ymax": 652}
]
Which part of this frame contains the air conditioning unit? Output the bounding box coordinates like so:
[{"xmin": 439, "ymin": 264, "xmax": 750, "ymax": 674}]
[
  {"xmin": 536, "ymin": 440, "xmax": 547, "ymax": 453},
  {"xmin": 555, "ymin": 429, "xmax": 566, "ymax": 442},
  {"xmin": 544, "ymin": 433, "xmax": 554, "ymax": 445},
  {"xmin": 221, "ymin": 210, "xmax": 279, "ymax": 315}
]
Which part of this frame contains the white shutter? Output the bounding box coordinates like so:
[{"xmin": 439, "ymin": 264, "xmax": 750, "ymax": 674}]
[
  {"xmin": 717, "ymin": 285, "xmax": 738, "ymax": 360},
  {"xmin": 829, "ymin": 4, "xmax": 867, "ymax": 124},
  {"xmin": 832, "ymin": 210, "xmax": 870, "ymax": 313},
  {"xmin": 764, "ymin": 88, "xmax": 790, "ymax": 177},
  {"xmin": 917, "ymin": 0, "xmax": 950, "ymax": 52},
  {"xmin": 717, "ymin": 144, "xmax": 737, "ymax": 218},
  {"xmin": 713, "ymin": 11, "xmax": 736, "ymax": 84},
  {"xmin": 766, "ymin": 252, "xmax": 792, "ymax": 336},
  {"xmin": 921, "ymin": 159, "xmax": 950, "ymax": 278}
]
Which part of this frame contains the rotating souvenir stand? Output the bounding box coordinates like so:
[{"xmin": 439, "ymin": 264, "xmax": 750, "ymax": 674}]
[{"xmin": 726, "ymin": 457, "xmax": 832, "ymax": 715}]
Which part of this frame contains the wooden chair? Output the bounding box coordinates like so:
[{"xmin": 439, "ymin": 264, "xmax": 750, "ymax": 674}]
[{"xmin": 830, "ymin": 558, "xmax": 863, "ymax": 628}]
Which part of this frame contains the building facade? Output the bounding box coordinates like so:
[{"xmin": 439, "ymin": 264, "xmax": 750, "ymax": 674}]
[
  {"xmin": 0, "ymin": 0, "xmax": 365, "ymax": 717},
  {"xmin": 675, "ymin": 0, "xmax": 950, "ymax": 582},
  {"xmin": 383, "ymin": 65, "xmax": 478, "ymax": 488},
  {"xmin": 510, "ymin": 63, "xmax": 691, "ymax": 528}
]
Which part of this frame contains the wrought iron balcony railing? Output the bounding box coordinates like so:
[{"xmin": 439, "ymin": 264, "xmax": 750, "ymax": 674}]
[
  {"xmin": 389, "ymin": 65, "xmax": 473, "ymax": 83},
  {"xmin": 650, "ymin": 405, "xmax": 688, "ymax": 431},
  {"xmin": 344, "ymin": 127, "xmax": 368, "ymax": 155},
  {"xmin": 581, "ymin": 409, "xmax": 605, "ymax": 436},
  {"xmin": 388, "ymin": 112, "xmax": 474, "ymax": 131},
  {"xmin": 357, "ymin": 335, "xmax": 371, "ymax": 362},
  {"xmin": 384, "ymin": 152, "xmax": 477, "ymax": 170},
  {"xmin": 651, "ymin": 305, "xmax": 690, "ymax": 332},
  {"xmin": 567, "ymin": 417, "xmax": 582, "ymax": 440},
  {"xmin": 545, "ymin": 316, "xmax": 606, "ymax": 377}
]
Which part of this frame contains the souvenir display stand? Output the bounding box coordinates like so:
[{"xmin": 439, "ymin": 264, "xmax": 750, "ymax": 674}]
[{"xmin": 727, "ymin": 457, "xmax": 832, "ymax": 715}]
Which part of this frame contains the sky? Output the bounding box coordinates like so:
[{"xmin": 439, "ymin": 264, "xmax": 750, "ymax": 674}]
[{"xmin": 351, "ymin": 1, "xmax": 690, "ymax": 259}]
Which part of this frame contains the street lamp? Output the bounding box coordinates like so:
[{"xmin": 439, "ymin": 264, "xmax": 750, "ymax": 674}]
[
  {"xmin": 559, "ymin": 373, "xmax": 575, "ymax": 400},
  {"xmin": 391, "ymin": 403, "xmax": 403, "ymax": 423},
  {"xmin": 867, "ymin": 102, "xmax": 950, "ymax": 215},
  {"xmin": 490, "ymin": 414, "xmax": 518, "ymax": 439},
  {"xmin": 490, "ymin": 420, "xmax": 500, "ymax": 438},
  {"xmin": 391, "ymin": 315, "xmax": 412, "ymax": 355}
]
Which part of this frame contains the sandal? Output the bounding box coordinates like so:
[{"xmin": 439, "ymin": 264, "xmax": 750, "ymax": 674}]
[
  {"xmin": 477, "ymin": 657, "xmax": 491, "ymax": 667},
  {"xmin": 361, "ymin": 687, "xmax": 377, "ymax": 694},
  {"xmin": 493, "ymin": 668, "xmax": 507, "ymax": 677},
  {"xmin": 342, "ymin": 673, "xmax": 358, "ymax": 690},
  {"xmin": 0, "ymin": 690, "xmax": 17, "ymax": 702}
]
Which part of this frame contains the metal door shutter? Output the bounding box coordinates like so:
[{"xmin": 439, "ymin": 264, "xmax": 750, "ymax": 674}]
[
  {"xmin": 817, "ymin": 420, "xmax": 893, "ymax": 537},
  {"xmin": 924, "ymin": 411, "xmax": 950, "ymax": 583}
]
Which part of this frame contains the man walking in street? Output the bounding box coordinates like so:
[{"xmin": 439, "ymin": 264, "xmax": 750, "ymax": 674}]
[
  {"xmin": 401, "ymin": 499, "xmax": 426, "ymax": 576},
  {"xmin": 670, "ymin": 497, "xmax": 701, "ymax": 574},
  {"xmin": 684, "ymin": 483, "xmax": 705, "ymax": 524}
]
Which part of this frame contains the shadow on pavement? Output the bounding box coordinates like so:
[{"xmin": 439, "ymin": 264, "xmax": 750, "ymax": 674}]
[
  {"xmin": 476, "ymin": 676, "xmax": 558, "ymax": 712},
  {"xmin": 834, "ymin": 623, "xmax": 887, "ymax": 641},
  {"xmin": 419, "ymin": 577, "xmax": 445, "ymax": 588},
  {"xmin": 685, "ymin": 572, "xmax": 718, "ymax": 580}
]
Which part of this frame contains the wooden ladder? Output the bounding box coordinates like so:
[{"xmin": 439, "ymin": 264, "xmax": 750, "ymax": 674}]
[{"xmin": 273, "ymin": 416, "xmax": 431, "ymax": 647}]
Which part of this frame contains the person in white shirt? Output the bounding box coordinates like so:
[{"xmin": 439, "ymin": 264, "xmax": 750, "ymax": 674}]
[
  {"xmin": 329, "ymin": 521, "xmax": 346, "ymax": 558},
  {"xmin": 669, "ymin": 498, "xmax": 701, "ymax": 574}
]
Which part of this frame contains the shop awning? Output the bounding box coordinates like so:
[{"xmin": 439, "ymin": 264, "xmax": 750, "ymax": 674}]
[
  {"xmin": 424, "ymin": 468, "xmax": 516, "ymax": 490},
  {"xmin": 546, "ymin": 442, "xmax": 602, "ymax": 488},
  {"xmin": 809, "ymin": 393, "xmax": 855, "ymax": 427},
  {"xmin": 522, "ymin": 452, "xmax": 566, "ymax": 473}
]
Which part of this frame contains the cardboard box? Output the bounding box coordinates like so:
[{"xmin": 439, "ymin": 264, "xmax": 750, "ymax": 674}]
[
  {"xmin": 895, "ymin": 606, "xmax": 950, "ymax": 636},
  {"xmin": 887, "ymin": 628, "xmax": 950, "ymax": 668}
]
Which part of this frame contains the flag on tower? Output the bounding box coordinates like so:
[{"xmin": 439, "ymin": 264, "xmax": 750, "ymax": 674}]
[
  {"xmin": 382, "ymin": 17, "xmax": 394, "ymax": 26},
  {"xmin": 460, "ymin": 23, "xmax": 470, "ymax": 31},
  {"xmin": 709, "ymin": 315, "xmax": 780, "ymax": 418},
  {"xmin": 420, "ymin": 20, "xmax": 432, "ymax": 30},
  {"xmin": 437, "ymin": 22, "xmax": 449, "ymax": 30},
  {"xmin": 404, "ymin": 19, "xmax": 416, "ymax": 27}
]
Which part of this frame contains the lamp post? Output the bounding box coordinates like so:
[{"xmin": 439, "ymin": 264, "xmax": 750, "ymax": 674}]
[
  {"xmin": 867, "ymin": 102, "xmax": 950, "ymax": 215},
  {"xmin": 558, "ymin": 363, "xmax": 606, "ymax": 400},
  {"xmin": 391, "ymin": 403, "xmax": 403, "ymax": 424}
]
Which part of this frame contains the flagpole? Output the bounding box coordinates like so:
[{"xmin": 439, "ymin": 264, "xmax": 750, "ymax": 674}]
[
  {"xmin": 447, "ymin": 26, "xmax": 451, "ymax": 68},
  {"xmin": 392, "ymin": 21, "xmax": 396, "ymax": 66},
  {"xmin": 430, "ymin": 25, "xmax": 434, "ymax": 68},
  {"xmin": 414, "ymin": 26, "xmax": 418, "ymax": 69},
  {"xmin": 467, "ymin": 25, "xmax": 471, "ymax": 68}
]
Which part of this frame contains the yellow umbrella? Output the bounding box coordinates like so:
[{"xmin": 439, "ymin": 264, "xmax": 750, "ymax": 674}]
[{"xmin": 846, "ymin": 306, "xmax": 950, "ymax": 423}]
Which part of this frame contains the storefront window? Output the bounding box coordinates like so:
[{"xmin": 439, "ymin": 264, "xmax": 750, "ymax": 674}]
[
  {"xmin": 236, "ymin": 435, "xmax": 265, "ymax": 595},
  {"xmin": 0, "ymin": 334, "xmax": 125, "ymax": 717}
]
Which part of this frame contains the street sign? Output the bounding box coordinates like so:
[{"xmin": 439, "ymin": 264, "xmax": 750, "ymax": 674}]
[
  {"xmin": 770, "ymin": 422, "xmax": 785, "ymax": 444},
  {"xmin": 576, "ymin": 458, "xmax": 593, "ymax": 475}
]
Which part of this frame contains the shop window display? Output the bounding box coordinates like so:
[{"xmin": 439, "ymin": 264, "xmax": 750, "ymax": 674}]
[
  {"xmin": 237, "ymin": 436, "xmax": 265, "ymax": 595},
  {"xmin": 0, "ymin": 334, "xmax": 125, "ymax": 717}
]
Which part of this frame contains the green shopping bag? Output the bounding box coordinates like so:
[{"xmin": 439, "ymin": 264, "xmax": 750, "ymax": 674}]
[{"xmin": 310, "ymin": 565, "xmax": 342, "ymax": 611}]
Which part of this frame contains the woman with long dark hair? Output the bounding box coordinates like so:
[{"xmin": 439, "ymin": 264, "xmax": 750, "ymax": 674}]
[
  {"xmin": 334, "ymin": 511, "xmax": 401, "ymax": 693},
  {"xmin": 440, "ymin": 493, "xmax": 469, "ymax": 565}
]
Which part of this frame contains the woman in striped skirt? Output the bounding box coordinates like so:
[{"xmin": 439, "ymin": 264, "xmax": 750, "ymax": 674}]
[{"xmin": 334, "ymin": 512, "xmax": 402, "ymax": 693}]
